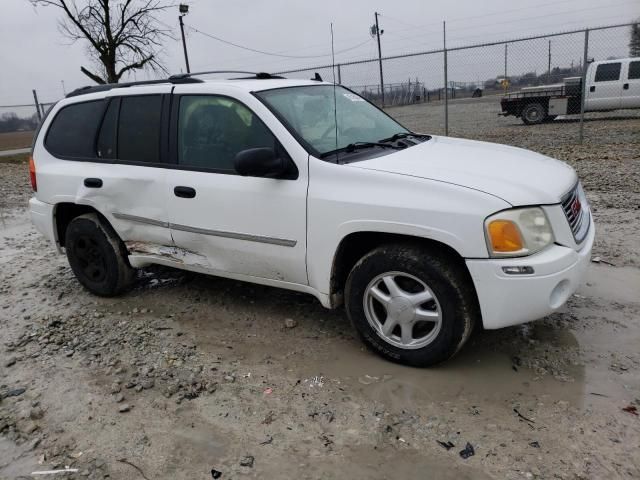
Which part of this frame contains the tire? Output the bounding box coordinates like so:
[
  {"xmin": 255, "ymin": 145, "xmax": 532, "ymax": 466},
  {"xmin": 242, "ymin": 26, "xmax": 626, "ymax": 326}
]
[
  {"xmin": 65, "ymin": 213, "xmax": 135, "ymax": 296},
  {"xmin": 521, "ymin": 102, "xmax": 546, "ymax": 125},
  {"xmin": 345, "ymin": 244, "xmax": 478, "ymax": 367}
]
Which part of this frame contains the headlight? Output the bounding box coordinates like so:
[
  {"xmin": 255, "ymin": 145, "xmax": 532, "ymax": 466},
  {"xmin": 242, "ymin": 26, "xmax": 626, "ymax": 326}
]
[{"xmin": 484, "ymin": 207, "xmax": 554, "ymax": 257}]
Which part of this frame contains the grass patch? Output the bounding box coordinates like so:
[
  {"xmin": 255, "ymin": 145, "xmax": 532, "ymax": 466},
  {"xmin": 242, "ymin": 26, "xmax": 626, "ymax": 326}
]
[
  {"xmin": 0, "ymin": 152, "xmax": 30, "ymax": 164},
  {"xmin": 0, "ymin": 131, "xmax": 34, "ymax": 150}
]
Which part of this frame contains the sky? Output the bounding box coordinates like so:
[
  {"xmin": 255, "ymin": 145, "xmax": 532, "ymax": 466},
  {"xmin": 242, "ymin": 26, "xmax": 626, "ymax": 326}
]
[{"xmin": 0, "ymin": 0, "xmax": 638, "ymax": 110}]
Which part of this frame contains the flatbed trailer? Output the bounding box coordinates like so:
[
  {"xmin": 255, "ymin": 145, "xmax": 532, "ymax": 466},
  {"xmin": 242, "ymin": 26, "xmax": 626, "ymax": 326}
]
[
  {"xmin": 500, "ymin": 57, "xmax": 640, "ymax": 124},
  {"xmin": 500, "ymin": 81, "xmax": 583, "ymax": 124}
]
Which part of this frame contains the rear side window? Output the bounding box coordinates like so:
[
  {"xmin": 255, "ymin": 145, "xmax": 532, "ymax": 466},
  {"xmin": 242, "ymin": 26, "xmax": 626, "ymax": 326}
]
[
  {"xmin": 118, "ymin": 95, "xmax": 162, "ymax": 163},
  {"xmin": 96, "ymin": 98, "xmax": 119, "ymax": 159},
  {"xmin": 45, "ymin": 101, "xmax": 104, "ymax": 158},
  {"xmin": 629, "ymin": 61, "xmax": 640, "ymax": 80},
  {"xmin": 594, "ymin": 62, "xmax": 621, "ymax": 82}
]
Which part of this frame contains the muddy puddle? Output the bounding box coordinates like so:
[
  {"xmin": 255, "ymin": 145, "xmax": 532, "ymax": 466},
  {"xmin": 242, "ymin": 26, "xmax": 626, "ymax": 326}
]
[{"xmin": 290, "ymin": 331, "xmax": 585, "ymax": 411}]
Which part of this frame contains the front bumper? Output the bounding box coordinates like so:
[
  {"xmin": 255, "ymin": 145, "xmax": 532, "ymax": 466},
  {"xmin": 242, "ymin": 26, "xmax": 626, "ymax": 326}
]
[
  {"xmin": 466, "ymin": 216, "xmax": 594, "ymax": 329},
  {"xmin": 29, "ymin": 197, "xmax": 58, "ymax": 247}
]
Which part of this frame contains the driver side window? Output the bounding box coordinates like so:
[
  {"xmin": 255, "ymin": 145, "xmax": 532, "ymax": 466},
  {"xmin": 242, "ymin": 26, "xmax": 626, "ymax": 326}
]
[{"xmin": 177, "ymin": 95, "xmax": 277, "ymax": 171}]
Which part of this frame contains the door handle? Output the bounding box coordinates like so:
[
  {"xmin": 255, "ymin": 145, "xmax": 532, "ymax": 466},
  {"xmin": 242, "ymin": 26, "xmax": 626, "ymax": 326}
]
[
  {"xmin": 174, "ymin": 186, "xmax": 196, "ymax": 198},
  {"xmin": 623, "ymin": 83, "xmax": 629, "ymax": 90},
  {"xmin": 589, "ymin": 86, "xmax": 595, "ymax": 92},
  {"xmin": 84, "ymin": 178, "xmax": 103, "ymax": 188}
]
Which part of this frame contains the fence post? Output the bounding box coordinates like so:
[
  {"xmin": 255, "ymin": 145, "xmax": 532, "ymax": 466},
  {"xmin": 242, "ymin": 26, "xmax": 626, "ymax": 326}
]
[
  {"xmin": 547, "ymin": 40, "xmax": 552, "ymax": 83},
  {"xmin": 337, "ymin": 64, "xmax": 342, "ymax": 84},
  {"xmin": 578, "ymin": 29, "xmax": 589, "ymax": 144},
  {"xmin": 443, "ymin": 21, "xmax": 449, "ymax": 136},
  {"xmin": 32, "ymin": 89, "xmax": 42, "ymax": 122},
  {"xmin": 504, "ymin": 43, "xmax": 508, "ymax": 80}
]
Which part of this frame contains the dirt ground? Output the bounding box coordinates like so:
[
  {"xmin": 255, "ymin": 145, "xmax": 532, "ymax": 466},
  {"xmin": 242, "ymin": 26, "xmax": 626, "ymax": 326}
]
[
  {"xmin": 0, "ymin": 132, "xmax": 34, "ymax": 152},
  {"xmin": 1, "ymin": 101, "xmax": 639, "ymax": 480}
]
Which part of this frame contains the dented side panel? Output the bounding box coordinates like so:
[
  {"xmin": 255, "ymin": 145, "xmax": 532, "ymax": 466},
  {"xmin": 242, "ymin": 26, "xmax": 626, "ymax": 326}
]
[{"xmin": 125, "ymin": 241, "xmax": 209, "ymax": 268}]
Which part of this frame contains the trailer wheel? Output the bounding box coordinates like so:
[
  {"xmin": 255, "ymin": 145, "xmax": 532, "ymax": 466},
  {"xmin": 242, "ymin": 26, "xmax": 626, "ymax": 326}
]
[{"xmin": 521, "ymin": 103, "xmax": 546, "ymax": 125}]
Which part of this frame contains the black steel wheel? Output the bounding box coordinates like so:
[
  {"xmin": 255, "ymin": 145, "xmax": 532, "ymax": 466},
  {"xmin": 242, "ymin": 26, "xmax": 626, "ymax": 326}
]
[{"xmin": 65, "ymin": 213, "xmax": 134, "ymax": 296}]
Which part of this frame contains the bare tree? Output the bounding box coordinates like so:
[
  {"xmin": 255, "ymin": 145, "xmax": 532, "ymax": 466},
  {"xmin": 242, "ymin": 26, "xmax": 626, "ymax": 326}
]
[{"xmin": 30, "ymin": 0, "xmax": 172, "ymax": 84}]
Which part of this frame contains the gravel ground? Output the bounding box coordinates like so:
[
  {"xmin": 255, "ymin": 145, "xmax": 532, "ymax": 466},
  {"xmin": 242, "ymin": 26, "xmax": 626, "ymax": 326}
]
[{"xmin": 1, "ymin": 103, "xmax": 639, "ymax": 480}]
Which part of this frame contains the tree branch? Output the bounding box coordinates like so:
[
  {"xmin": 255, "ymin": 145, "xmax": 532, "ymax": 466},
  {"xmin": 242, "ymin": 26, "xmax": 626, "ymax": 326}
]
[{"xmin": 80, "ymin": 66, "xmax": 106, "ymax": 84}]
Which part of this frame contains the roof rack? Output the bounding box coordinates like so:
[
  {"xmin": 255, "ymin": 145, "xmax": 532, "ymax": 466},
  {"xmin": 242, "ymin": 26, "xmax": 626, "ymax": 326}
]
[
  {"xmin": 66, "ymin": 71, "xmax": 284, "ymax": 98},
  {"xmin": 169, "ymin": 70, "xmax": 284, "ymax": 81},
  {"xmin": 66, "ymin": 76, "xmax": 202, "ymax": 98}
]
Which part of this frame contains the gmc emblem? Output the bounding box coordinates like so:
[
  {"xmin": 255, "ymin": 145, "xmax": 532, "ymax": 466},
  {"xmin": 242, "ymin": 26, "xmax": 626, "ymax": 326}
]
[{"xmin": 571, "ymin": 197, "xmax": 582, "ymax": 217}]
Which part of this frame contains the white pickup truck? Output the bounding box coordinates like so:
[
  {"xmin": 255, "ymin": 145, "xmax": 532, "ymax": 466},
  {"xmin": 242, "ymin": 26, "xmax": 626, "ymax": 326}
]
[
  {"xmin": 501, "ymin": 57, "xmax": 640, "ymax": 124},
  {"xmin": 29, "ymin": 72, "xmax": 594, "ymax": 366}
]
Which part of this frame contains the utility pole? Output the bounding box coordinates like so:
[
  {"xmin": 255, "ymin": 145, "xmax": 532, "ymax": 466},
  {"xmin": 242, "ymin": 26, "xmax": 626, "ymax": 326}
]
[
  {"xmin": 373, "ymin": 12, "xmax": 385, "ymax": 106},
  {"xmin": 179, "ymin": 4, "xmax": 191, "ymax": 73},
  {"xmin": 443, "ymin": 21, "xmax": 448, "ymax": 136}
]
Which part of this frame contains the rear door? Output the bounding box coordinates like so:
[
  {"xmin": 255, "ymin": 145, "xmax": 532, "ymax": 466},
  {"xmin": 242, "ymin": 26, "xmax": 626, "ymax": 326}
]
[
  {"xmin": 585, "ymin": 61, "xmax": 623, "ymax": 110},
  {"xmin": 41, "ymin": 86, "xmax": 174, "ymax": 248},
  {"xmin": 98, "ymin": 89, "xmax": 174, "ymax": 247},
  {"xmin": 621, "ymin": 59, "xmax": 640, "ymax": 109},
  {"xmin": 164, "ymin": 85, "xmax": 309, "ymax": 285}
]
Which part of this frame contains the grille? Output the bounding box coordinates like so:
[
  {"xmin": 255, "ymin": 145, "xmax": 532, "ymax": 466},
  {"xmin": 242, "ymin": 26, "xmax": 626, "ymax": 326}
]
[{"xmin": 561, "ymin": 183, "xmax": 589, "ymax": 243}]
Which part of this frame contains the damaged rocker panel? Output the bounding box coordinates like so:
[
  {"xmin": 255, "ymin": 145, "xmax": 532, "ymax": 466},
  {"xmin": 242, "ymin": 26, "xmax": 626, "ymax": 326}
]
[{"xmin": 113, "ymin": 212, "xmax": 297, "ymax": 247}]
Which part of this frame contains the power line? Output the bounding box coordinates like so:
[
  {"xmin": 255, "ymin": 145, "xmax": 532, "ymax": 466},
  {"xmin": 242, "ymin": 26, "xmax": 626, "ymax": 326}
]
[
  {"xmin": 191, "ymin": 34, "xmax": 375, "ymax": 71},
  {"xmin": 445, "ymin": 12, "xmax": 637, "ymax": 46},
  {"xmin": 380, "ymin": 0, "xmax": 626, "ymax": 32},
  {"xmin": 375, "ymin": 1, "xmax": 638, "ymax": 50},
  {"xmin": 186, "ymin": 24, "xmax": 372, "ymax": 59}
]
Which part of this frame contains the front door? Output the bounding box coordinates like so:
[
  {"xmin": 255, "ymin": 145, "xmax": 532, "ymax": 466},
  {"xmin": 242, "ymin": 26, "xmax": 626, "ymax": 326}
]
[
  {"xmin": 165, "ymin": 89, "xmax": 308, "ymax": 285},
  {"xmin": 585, "ymin": 61, "xmax": 623, "ymax": 111},
  {"xmin": 621, "ymin": 60, "xmax": 640, "ymax": 109}
]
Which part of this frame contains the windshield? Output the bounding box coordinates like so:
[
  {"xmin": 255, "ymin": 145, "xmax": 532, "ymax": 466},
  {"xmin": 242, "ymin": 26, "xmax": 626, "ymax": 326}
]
[{"xmin": 255, "ymin": 85, "xmax": 409, "ymax": 157}]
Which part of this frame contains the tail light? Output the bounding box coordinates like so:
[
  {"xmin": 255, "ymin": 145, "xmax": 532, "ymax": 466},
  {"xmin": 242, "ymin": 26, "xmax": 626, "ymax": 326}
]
[{"xmin": 29, "ymin": 155, "xmax": 37, "ymax": 192}]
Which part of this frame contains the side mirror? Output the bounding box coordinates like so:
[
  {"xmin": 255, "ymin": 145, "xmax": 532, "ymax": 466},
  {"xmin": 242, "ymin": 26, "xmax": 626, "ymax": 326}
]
[{"xmin": 234, "ymin": 147, "xmax": 288, "ymax": 178}]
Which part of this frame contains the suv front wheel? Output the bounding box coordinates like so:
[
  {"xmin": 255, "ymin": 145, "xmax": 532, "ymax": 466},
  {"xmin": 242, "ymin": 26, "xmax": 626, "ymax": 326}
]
[
  {"xmin": 345, "ymin": 244, "xmax": 477, "ymax": 366},
  {"xmin": 65, "ymin": 213, "xmax": 135, "ymax": 296}
]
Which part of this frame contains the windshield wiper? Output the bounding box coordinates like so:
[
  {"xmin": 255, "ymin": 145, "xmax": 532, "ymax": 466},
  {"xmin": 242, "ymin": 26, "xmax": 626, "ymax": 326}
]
[
  {"xmin": 320, "ymin": 141, "xmax": 401, "ymax": 159},
  {"xmin": 379, "ymin": 132, "xmax": 431, "ymax": 143},
  {"xmin": 379, "ymin": 132, "xmax": 412, "ymax": 143}
]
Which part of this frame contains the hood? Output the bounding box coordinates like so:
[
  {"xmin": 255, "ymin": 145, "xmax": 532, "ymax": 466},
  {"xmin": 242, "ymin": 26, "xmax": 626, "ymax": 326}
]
[{"xmin": 347, "ymin": 136, "xmax": 577, "ymax": 206}]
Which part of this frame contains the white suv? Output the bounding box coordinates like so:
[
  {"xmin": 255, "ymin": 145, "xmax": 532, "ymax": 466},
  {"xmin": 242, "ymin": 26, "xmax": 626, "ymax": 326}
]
[{"xmin": 28, "ymin": 72, "xmax": 594, "ymax": 366}]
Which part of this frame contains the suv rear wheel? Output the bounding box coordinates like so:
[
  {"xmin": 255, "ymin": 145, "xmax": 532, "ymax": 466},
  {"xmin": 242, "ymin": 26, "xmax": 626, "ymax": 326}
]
[
  {"xmin": 65, "ymin": 213, "xmax": 135, "ymax": 296},
  {"xmin": 345, "ymin": 244, "xmax": 477, "ymax": 366}
]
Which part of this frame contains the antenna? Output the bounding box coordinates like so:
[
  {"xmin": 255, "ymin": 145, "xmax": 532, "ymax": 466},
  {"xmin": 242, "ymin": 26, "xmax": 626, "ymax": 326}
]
[{"xmin": 331, "ymin": 23, "xmax": 339, "ymax": 163}]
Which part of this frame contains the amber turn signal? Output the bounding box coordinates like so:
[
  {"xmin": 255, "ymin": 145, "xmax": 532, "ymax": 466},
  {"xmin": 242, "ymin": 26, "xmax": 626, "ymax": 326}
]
[{"xmin": 487, "ymin": 220, "xmax": 524, "ymax": 252}]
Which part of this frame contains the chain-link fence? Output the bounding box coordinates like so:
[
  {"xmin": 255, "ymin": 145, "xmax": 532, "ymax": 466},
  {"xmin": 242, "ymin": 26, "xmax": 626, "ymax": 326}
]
[
  {"xmin": 0, "ymin": 100, "xmax": 56, "ymax": 152},
  {"xmin": 276, "ymin": 22, "xmax": 639, "ymax": 145},
  {"xmin": 1, "ymin": 23, "xmax": 637, "ymax": 151}
]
